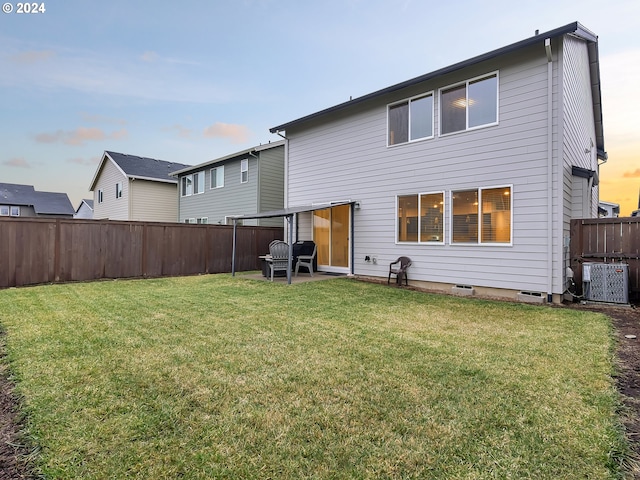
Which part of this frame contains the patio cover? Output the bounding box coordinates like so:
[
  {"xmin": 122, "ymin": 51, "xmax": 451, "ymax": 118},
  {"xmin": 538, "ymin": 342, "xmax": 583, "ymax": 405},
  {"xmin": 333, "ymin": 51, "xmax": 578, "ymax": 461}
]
[{"xmin": 229, "ymin": 200, "xmax": 357, "ymax": 284}]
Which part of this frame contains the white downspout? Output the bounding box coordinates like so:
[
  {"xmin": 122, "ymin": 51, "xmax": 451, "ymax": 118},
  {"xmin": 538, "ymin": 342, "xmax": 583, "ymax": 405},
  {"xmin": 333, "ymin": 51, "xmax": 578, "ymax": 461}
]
[{"xmin": 545, "ymin": 38, "xmax": 553, "ymax": 302}]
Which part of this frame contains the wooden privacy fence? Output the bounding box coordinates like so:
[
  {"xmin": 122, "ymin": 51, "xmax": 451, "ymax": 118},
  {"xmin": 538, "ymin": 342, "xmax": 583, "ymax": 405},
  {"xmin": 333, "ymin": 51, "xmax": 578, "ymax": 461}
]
[
  {"xmin": 570, "ymin": 217, "xmax": 640, "ymax": 300},
  {"xmin": 0, "ymin": 218, "xmax": 283, "ymax": 289}
]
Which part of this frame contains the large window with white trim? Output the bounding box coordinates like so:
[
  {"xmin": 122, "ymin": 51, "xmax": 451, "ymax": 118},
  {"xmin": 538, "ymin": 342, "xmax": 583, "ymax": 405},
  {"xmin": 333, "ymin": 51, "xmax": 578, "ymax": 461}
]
[
  {"xmin": 210, "ymin": 166, "xmax": 224, "ymax": 189},
  {"xmin": 388, "ymin": 93, "xmax": 434, "ymax": 146},
  {"xmin": 440, "ymin": 73, "xmax": 498, "ymax": 135},
  {"xmin": 451, "ymin": 186, "xmax": 511, "ymax": 244},
  {"xmin": 181, "ymin": 172, "xmax": 205, "ymax": 196},
  {"xmin": 0, "ymin": 206, "xmax": 9, "ymax": 216},
  {"xmin": 193, "ymin": 172, "xmax": 205, "ymax": 194},
  {"xmin": 397, "ymin": 192, "xmax": 444, "ymax": 243}
]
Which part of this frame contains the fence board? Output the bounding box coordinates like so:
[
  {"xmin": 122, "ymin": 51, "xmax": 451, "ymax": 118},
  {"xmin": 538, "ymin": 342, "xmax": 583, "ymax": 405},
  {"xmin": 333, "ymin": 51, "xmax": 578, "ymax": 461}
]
[
  {"xmin": 0, "ymin": 218, "xmax": 282, "ymax": 288},
  {"xmin": 570, "ymin": 216, "xmax": 640, "ymax": 301}
]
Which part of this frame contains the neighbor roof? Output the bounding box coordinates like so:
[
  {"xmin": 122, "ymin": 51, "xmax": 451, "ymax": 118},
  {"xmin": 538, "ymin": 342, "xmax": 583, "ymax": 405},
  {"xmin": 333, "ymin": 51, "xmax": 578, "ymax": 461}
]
[
  {"xmin": 0, "ymin": 182, "xmax": 75, "ymax": 215},
  {"xmin": 269, "ymin": 21, "xmax": 604, "ymax": 157},
  {"xmin": 89, "ymin": 151, "xmax": 192, "ymax": 191},
  {"xmin": 169, "ymin": 140, "xmax": 285, "ymax": 177}
]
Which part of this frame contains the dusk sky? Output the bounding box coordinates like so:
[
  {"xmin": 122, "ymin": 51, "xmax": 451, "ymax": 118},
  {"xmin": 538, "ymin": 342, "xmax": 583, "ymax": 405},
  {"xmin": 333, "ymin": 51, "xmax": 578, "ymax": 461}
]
[{"xmin": 1, "ymin": 0, "xmax": 638, "ymax": 215}]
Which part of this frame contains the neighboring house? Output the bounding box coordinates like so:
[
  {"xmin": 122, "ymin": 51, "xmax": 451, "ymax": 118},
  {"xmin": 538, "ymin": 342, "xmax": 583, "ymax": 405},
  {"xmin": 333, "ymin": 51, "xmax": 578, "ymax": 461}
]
[
  {"xmin": 0, "ymin": 182, "xmax": 75, "ymax": 218},
  {"xmin": 266, "ymin": 22, "xmax": 604, "ymax": 303},
  {"xmin": 74, "ymin": 199, "xmax": 94, "ymax": 219},
  {"xmin": 598, "ymin": 201, "xmax": 619, "ymax": 218},
  {"xmin": 89, "ymin": 151, "xmax": 191, "ymax": 222},
  {"xmin": 170, "ymin": 141, "xmax": 285, "ymax": 226}
]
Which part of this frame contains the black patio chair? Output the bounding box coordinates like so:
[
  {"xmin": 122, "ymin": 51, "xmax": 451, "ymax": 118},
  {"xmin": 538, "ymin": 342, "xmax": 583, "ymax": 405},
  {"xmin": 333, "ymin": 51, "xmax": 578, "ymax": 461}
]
[{"xmin": 388, "ymin": 256, "xmax": 412, "ymax": 286}]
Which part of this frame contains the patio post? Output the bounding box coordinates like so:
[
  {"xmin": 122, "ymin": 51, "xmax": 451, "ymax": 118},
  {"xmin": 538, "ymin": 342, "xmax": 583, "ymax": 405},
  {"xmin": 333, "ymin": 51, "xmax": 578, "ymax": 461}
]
[{"xmin": 231, "ymin": 218, "xmax": 237, "ymax": 276}]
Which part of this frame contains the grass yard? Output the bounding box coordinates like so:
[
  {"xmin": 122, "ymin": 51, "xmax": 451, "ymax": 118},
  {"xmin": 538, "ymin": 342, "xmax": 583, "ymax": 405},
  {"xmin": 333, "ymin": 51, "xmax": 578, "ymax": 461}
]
[{"xmin": 0, "ymin": 275, "xmax": 628, "ymax": 479}]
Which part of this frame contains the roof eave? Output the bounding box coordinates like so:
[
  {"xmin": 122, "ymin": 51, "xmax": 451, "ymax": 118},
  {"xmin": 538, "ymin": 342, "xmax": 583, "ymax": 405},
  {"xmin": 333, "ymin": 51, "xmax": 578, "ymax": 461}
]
[{"xmin": 269, "ymin": 22, "xmax": 590, "ymax": 134}]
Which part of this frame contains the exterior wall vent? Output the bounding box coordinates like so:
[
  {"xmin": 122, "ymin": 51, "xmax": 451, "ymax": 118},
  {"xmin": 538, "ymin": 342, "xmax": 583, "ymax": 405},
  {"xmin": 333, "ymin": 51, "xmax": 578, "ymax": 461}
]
[
  {"xmin": 452, "ymin": 285, "xmax": 475, "ymax": 296},
  {"xmin": 517, "ymin": 291, "xmax": 546, "ymax": 304},
  {"xmin": 582, "ymin": 263, "xmax": 629, "ymax": 304}
]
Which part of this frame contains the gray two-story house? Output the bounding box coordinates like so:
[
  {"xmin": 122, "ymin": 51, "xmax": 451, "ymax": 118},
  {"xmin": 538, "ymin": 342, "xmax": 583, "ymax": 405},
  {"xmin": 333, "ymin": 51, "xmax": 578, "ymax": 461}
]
[
  {"xmin": 266, "ymin": 22, "xmax": 604, "ymax": 303},
  {"xmin": 171, "ymin": 141, "xmax": 285, "ymax": 226}
]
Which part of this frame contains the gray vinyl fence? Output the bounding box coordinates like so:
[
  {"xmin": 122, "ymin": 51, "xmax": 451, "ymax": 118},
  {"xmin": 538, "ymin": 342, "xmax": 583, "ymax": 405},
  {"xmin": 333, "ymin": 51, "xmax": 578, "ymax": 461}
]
[
  {"xmin": 570, "ymin": 216, "xmax": 640, "ymax": 301},
  {"xmin": 0, "ymin": 217, "xmax": 282, "ymax": 288}
]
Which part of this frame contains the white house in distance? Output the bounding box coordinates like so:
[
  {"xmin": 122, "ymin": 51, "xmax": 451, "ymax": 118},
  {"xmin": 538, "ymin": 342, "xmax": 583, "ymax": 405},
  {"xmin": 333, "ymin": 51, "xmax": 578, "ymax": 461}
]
[
  {"xmin": 598, "ymin": 201, "xmax": 619, "ymax": 218},
  {"xmin": 89, "ymin": 151, "xmax": 191, "ymax": 222},
  {"xmin": 74, "ymin": 199, "xmax": 94, "ymax": 219},
  {"xmin": 264, "ymin": 22, "xmax": 604, "ymax": 304}
]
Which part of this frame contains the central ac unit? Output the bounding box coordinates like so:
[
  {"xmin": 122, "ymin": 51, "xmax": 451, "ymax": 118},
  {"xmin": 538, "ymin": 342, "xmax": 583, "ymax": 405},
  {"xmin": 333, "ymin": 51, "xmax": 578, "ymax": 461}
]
[{"xmin": 582, "ymin": 263, "xmax": 629, "ymax": 304}]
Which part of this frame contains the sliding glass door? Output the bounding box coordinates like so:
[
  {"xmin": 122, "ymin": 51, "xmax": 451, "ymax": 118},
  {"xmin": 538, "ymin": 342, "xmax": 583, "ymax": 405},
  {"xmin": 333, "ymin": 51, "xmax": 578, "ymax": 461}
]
[{"xmin": 313, "ymin": 204, "xmax": 350, "ymax": 271}]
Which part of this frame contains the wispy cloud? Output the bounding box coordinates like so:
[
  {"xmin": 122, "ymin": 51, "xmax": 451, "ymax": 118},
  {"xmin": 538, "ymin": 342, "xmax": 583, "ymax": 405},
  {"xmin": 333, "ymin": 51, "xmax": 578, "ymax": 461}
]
[
  {"xmin": 34, "ymin": 127, "xmax": 128, "ymax": 146},
  {"xmin": 623, "ymin": 169, "xmax": 640, "ymax": 178},
  {"xmin": 9, "ymin": 50, "xmax": 55, "ymax": 64},
  {"xmin": 203, "ymin": 122, "xmax": 250, "ymax": 144},
  {"xmin": 0, "ymin": 40, "xmax": 233, "ymax": 104},
  {"xmin": 163, "ymin": 124, "xmax": 194, "ymax": 139},
  {"xmin": 80, "ymin": 113, "xmax": 127, "ymax": 125},
  {"xmin": 140, "ymin": 51, "xmax": 159, "ymax": 63},
  {"xmin": 67, "ymin": 156, "xmax": 101, "ymax": 166},
  {"xmin": 3, "ymin": 157, "xmax": 31, "ymax": 168}
]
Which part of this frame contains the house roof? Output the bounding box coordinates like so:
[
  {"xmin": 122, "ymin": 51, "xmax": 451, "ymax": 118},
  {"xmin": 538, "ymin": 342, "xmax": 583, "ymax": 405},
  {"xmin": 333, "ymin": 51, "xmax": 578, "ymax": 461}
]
[
  {"xmin": 169, "ymin": 140, "xmax": 285, "ymax": 177},
  {"xmin": 89, "ymin": 151, "xmax": 192, "ymax": 191},
  {"xmin": 0, "ymin": 182, "xmax": 75, "ymax": 215},
  {"xmin": 75, "ymin": 199, "xmax": 94, "ymax": 213},
  {"xmin": 269, "ymin": 21, "xmax": 605, "ymax": 158}
]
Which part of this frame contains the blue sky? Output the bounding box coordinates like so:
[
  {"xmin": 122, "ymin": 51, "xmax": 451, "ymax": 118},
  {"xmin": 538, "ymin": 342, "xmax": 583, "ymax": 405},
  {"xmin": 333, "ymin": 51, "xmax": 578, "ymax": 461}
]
[{"xmin": 1, "ymin": 0, "xmax": 639, "ymax": 214}]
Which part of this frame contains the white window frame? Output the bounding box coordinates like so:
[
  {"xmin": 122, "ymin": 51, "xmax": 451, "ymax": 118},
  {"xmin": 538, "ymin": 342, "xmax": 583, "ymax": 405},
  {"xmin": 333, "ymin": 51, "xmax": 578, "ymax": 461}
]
[
  {"xmin": 387, "ymin": 92, "xmax": 434, "ymax": 147},
  {"xmin": 116, "ymin": 182, "xmax": 123, "ymax": 199},
  {"xmin": 439, "ymin": 71, "xmax": 499, "ymax": 136},
  {"xmin": 210, "ymin": 166, "xmax": 224, "ymax": 189},
  {"xmin": 97, "ymin": 189, "xmax": 104, "ymax": 204},
  {"xmin": 395, "ymin": 191, "xmax": 445, "ymax": 244},
  {"xmin": 449, "ymin": 184, "xmax": 512, "ymax": 246},
  {"xmin": 10, "ymin": 206, "xmax": 20, "ymax": 217},
  {"xmin": 193, "ymin": 171, "xmax": 205, "ymax": 195},
  {"xmin": 0, "ymin": 206, "xmax": 9, "ymax": 216},
  {"xmin": 181, "ymin": 175, "xmax": 193, "ymax": 196},
  {"xmin": 197, "ymin": 217, "xmax": 208, "ymax": 224},
  {"xmin": 240, "ymin": 159, "xmax": 248, "ymax": 184}
]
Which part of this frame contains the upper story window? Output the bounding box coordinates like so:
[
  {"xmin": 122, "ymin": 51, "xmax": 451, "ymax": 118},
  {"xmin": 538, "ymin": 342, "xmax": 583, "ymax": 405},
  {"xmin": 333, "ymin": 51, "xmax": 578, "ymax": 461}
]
[
  {"xmin": 0, "ymin": 206, "xmax": 9, "ymax": 216},
  {"xmin": 388, "ymin": 93, "xmax": 434, "ymax": 146},
  {"xmin": 97, "ymin": 189, "xmax": 103, "ymax": 204},
  {"xmin": 181, "ymin": 176, "xmax": 192, "ymax": 196},
  {"xmin": 397, "ymin": 192, "xmax": 444, "ymax": 243},
  {"xmin": 451, "ymin": 186, "xmax": 511, "ymax": 244},
  {"xmin": 116, "ymin": 182, "xmax": 123, "ymax": 199},
  {"xmin": 240, "ymin": 159, "xmax": 248, "ymax": 183},
  {"xmin": 211, "ymin": 166, "xmax": 224, "ymax": 189},
  {"xmin": 440, "ymin": 73, "xmax": 498, "ymax": 135},
  {"xmin": 181, "ymin": 172, "xmax": 205, "ymax": 196},
  {"xmin": 193, "ymin": 171, "xmax": 205, "ymax": 194},
  {"xmin": 10, "ymin": 206, "xmax": 20, "ymax": 217}
]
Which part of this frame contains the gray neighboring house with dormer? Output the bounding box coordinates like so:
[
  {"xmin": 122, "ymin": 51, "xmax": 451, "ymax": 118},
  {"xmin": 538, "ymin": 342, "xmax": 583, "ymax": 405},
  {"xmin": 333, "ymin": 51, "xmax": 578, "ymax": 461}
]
[
  {"xmin": 89, "ymin": 151, "xmax": 191, "ymax": 222},
  {"xmin": 171, "ymin": 141, "xmax": 285, "ymax": 226},
  {"xmin": 0, "ymin": 183, "xmax": 75, "ymax": 218}
]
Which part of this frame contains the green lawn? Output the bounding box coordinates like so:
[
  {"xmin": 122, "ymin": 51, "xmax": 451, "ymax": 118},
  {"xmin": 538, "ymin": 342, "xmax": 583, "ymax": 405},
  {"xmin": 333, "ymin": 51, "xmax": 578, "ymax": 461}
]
[{"xmin": 0, "ymin": 275, "xmax": 629, "ymax": 479}]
